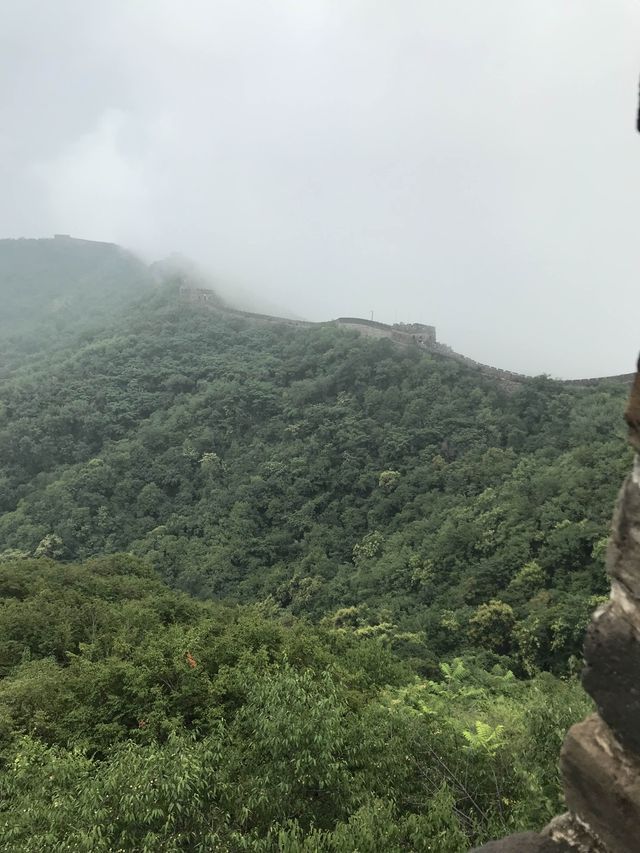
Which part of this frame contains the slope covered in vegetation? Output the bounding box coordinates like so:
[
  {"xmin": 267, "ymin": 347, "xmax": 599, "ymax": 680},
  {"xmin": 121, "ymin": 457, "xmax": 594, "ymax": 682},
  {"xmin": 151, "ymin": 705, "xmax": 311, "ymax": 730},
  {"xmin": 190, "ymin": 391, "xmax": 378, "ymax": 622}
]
[
  {"xmin": 0, "ymin": 283, "xmax": 630, "ymax": 674},
  {"xmin": 0, "ymin": 557, "xmax": 590, "ymax": 851},
  {"xmin": 0, "ymin": 239, "xmax": 631, "ymax": 849}
]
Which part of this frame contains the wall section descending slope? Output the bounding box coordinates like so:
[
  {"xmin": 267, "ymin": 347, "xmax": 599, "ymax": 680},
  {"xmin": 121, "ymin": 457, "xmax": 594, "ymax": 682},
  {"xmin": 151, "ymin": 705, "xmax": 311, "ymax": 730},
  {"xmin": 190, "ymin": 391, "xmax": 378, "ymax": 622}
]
[{"xmin": 178, "ymin": 284, "xmax": 632, "ymax": 390}]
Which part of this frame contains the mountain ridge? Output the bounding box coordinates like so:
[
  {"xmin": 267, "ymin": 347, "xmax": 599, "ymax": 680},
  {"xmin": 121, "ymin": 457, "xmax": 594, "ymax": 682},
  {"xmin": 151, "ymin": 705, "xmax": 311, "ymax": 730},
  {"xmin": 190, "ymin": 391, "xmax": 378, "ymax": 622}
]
[
  {"xmin": 177, "ymin": 282, "xmax": 634, "ymax": 389},
  {"xmin": 1, "ymin": 235, "xmax": 632, "ymax": 385}
]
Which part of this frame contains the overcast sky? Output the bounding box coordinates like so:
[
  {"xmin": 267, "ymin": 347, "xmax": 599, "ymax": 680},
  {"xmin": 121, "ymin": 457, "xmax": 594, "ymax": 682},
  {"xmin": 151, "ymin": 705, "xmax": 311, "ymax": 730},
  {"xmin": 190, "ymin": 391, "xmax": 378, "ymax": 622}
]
[{"xmin": 2, "ymin": 1, "xmax": 639, "ymax": 377}]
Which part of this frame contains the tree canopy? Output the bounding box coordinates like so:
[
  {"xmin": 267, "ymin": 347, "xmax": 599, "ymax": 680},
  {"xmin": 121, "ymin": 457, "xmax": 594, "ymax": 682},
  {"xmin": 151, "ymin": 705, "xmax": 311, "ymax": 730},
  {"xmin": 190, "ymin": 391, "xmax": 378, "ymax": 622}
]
[{"xmin": 0, "ymin": 238, "xmax": 629, "ymax": 849}]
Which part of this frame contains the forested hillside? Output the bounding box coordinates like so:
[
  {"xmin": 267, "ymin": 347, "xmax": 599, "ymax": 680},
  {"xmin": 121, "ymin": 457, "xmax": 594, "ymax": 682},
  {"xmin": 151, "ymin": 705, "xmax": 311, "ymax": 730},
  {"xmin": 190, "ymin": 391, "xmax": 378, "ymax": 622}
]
[
  {"xmin": 0, "ymin": 237, "xmax": 152, "ymax": 370},
  {"xmin": 0, "ymin": 556, "xmax": 590, "ymax": 851},
  {"xmin": 0, "ymin": 239, "xmax": 631, "ymax": 850}
]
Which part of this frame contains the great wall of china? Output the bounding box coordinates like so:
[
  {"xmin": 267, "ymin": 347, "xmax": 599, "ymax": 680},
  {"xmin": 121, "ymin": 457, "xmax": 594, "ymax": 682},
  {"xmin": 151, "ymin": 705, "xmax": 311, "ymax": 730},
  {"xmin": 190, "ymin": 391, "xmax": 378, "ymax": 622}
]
[{"xmin": 179, "ymin": 285, "xmax": 634, "ymax": 391}]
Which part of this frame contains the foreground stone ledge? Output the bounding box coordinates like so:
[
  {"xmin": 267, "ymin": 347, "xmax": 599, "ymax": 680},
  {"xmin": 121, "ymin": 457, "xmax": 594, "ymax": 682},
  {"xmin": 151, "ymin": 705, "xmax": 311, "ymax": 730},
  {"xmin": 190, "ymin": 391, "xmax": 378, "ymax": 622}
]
[
  {"xmin": 544, "ymin": 813, "xmax": 608, "ymax": 853},
  {"xmin": 470, "ymin": 831, "xmax": 572, "ymax": 852},
  {"xmin": 582, "ymin": 587, "xmax": 640, "ymax": 756},
  {"xmin": 561, "ymin": 714, "xmax": 640, "ymax": 853},
  {"xmin": 606, "ymin": 461, "xmax": 640, "ymax": 598}
]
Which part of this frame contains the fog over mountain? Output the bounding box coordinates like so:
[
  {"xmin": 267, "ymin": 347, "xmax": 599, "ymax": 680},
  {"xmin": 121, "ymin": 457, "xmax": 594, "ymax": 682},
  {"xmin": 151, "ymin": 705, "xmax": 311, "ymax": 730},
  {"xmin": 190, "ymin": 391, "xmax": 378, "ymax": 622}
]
[{"xmin": 2, "ymin": 1, "xmax": 639, "ymax": 377}]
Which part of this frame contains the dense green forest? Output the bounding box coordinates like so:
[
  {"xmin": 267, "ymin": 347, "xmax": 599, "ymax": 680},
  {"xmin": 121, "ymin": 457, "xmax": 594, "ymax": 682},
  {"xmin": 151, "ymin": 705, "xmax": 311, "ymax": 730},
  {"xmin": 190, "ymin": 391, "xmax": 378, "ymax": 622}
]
[
  {"xmin": 0, "ymin": 556, "xmax": 590, "ymax": 851},
  {"xmin": 0, "ymin": 239, "xmax": 631, "ymax": 850}
]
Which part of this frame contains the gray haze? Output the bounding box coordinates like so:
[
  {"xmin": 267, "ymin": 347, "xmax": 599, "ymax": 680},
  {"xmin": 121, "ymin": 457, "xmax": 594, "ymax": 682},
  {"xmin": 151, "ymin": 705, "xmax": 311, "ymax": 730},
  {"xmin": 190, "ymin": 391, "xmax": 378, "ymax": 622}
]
[{"xmin": 2, "ymin": 1, "xmax": 639, "ymax": 377}]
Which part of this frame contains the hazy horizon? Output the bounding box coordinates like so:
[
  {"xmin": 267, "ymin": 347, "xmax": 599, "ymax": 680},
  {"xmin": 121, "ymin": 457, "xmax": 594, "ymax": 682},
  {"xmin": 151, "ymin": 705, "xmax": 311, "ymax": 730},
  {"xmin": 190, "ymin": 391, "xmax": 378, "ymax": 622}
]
[{"xmin": 2, "ymin": 1, "xmax": 639, "ymax": 378}]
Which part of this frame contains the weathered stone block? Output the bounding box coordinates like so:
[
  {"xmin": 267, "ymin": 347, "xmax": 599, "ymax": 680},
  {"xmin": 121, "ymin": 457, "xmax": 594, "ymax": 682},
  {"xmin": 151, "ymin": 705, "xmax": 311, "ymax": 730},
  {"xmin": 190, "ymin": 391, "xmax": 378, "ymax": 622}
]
[
  {"xmin": 470, "ymin": 832, "xmax": 572, "ymax": 852},
  {"xmin": 606, "ymin": 463, "xmax": 640, "ymax": 598},
  {"xmin": 624, "ymin": 368, "xmax": 640, "ymax": 453},
  {"xmin": 544, "ymin": 813, "xmax": 609, "ymax": 852},
  {"xmin": 561, "ymin": 714, "xmax": 640, "ymax": 853},
  {"xmin": 582, "ymin": 592, "xmax": 640, "ymax": 756},
  {"xmin": 471, "ymin": 832, "xmax": 571, "ymax": 853}
]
